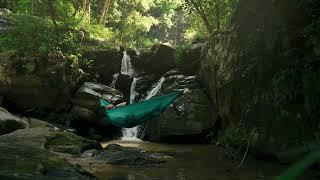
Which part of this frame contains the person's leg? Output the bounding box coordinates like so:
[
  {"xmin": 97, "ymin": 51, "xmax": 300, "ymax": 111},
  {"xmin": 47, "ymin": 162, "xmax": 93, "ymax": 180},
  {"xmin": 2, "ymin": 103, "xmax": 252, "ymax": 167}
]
[{"xmin": 115, "ymin": 102, "xmax": 127, "ymax": 107}]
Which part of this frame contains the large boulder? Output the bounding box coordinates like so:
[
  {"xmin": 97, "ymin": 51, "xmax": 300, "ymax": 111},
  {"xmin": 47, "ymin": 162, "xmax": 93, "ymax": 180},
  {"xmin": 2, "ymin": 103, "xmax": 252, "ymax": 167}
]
[
  {"xmin": 0, "ymin": 128, "xmax": 102, "ymax": 155},
  {"xmin": 83, "ymin": 49, "xmax": 122, "ymax": 85},
  {"xmin": 0, "ymin": 142, "xmax": 94, "ymax": 180},
  {"xmin": 0, "ymin": 107, "xmax": 28, "ymax": 135},
  {"xmin": 199, "ymin": 0, "xmax": 320, "ymax": 156},
  {"xmin": 0, "ymin": 128, "xmax": 99, "ymax": 179},
  {"xmin": 133, "ymin": 44, "xmax": 176, "ymax": 75},
  {"xmin": 139, "ymin": 70, "xmax": 217, "ymax": 143}
]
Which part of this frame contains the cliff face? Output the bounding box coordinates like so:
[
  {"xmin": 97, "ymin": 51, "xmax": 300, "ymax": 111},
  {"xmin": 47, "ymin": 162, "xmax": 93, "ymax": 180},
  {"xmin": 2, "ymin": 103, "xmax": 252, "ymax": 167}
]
[{"xmin": 200, "ymin": 0, "xmax": 320, "ymax": 155}]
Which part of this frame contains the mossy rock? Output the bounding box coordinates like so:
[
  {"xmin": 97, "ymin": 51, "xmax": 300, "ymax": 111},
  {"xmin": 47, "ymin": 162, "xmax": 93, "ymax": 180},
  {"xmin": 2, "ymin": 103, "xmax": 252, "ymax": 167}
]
[
  {"xmin": 0, "ymin": 128, "xmax": 102, "ymax": 155},
  {"xmin": 0, "ymin": 142, "xmax": 94, "ymax": 179}
]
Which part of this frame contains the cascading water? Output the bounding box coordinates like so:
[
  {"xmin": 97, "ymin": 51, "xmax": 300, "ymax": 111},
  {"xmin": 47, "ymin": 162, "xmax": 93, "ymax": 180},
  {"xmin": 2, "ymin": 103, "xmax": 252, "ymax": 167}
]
[
  {"xmin": 121, "ymin": 76, "xmax": 167, "ymax": 141},
  {"xmin": 120, "ymin": 50, "xmax": 140, "ymax": 141},
  {"xmin": 120, "ymin": 51, "xmax": 134, "ymax": 77},
  {"xmin": 145, "ymin": 77, "xmax": 166, "ymax": 100},
  {"xmin": 129, "ymin": 77, "xmax": 141, "ymax": 104},
  {"xmin": 109, "ymin": 73, "xmax": 119, "ymax": 88},
  {"xmin": 119, "ymin": 51, "xmax": 167, "ymax": 141},
  {"xmin": 121, "ymin": 77, "xmax": 141, "ymax": 141}
]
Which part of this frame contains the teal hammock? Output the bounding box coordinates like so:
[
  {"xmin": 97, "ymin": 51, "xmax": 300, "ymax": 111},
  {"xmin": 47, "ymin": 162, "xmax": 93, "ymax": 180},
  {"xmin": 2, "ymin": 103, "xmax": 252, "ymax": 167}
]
[{"xmin": 99, "ymin": 91, "xmax": 181, "ymax": 128}]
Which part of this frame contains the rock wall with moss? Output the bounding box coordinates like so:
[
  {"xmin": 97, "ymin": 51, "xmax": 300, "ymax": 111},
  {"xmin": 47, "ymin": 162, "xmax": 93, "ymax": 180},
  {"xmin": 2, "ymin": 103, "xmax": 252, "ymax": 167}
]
[
  {"xmin": 0, "ymin": 50, "xmax": 84, "ymax": 111},
  {"xmin": 200, "ymin": 0, "xmax": 320, "ymax": 155}
]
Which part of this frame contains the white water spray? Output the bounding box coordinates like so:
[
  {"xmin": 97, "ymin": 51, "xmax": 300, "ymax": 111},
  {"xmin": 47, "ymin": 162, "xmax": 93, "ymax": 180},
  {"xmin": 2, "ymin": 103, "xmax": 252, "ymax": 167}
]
[
  {"xmin": 109, "ymin": 73, "xmax": 119, "ymax": 88},
  {"xmin": 121, "ymin": 77, "xmax": 142, "ymax": 141},
  {"xmin": 120, "ymin": 51, "xmax": 134, "ymax": 77},
  {"xmin": 145, "ymin": 77, "xmax": 166, "ymax": 100},
  {"xmin": 129, "ymin": 77, "xmax": 141, "ymax": 104},
  {"xmin": 120, "ymin": 51, "xmax": 139, "ymax": 141}
]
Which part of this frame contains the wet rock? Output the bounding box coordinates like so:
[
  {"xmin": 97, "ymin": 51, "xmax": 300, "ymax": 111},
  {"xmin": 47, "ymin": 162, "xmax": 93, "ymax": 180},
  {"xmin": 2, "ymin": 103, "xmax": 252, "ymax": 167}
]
[
  {"xmin": 139, "ymin": 71, "xmax": 217, "ymax": 143},
  {"xmin": 0, "ymin": 142, "xmax": 94, "ymax": 180},
  {"xmin": 0, "ymin": 128, "xmax": 102, "ymax": 155},
  {"xmin": 0, "ymin": 107, "xmax": 29, "ymax": 135},
  {"xmin": 92, "ymin": 144, "xmax": 165, "ymax": 165},
  {"xmin": 115, "ymin": 74, "xmax": 133, "ymax": 101},
  {"xmin": 133, "ymin": 74, "xmax": 158, "ymax": 102}
]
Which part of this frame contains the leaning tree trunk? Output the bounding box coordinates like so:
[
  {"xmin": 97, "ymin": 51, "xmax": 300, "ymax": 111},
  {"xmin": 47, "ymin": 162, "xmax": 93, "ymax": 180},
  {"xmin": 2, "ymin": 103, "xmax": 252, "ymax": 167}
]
[
  {"xmin": 99, "ymin": 0, "xmax": 112, "ymax": 25},
  {"xmin": 81, "ymin": 0, "xmax": 91, "ymax": 24}
]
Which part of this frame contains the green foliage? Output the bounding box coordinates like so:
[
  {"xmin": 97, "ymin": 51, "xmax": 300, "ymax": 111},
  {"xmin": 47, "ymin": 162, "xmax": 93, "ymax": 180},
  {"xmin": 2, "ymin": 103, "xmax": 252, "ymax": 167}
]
[
  {"xmin": 0, "ymin": 14, "xmax": 80, "ymax": 56},
  {"xmin": 174, "ymin": 42, "xmax": 191, "ymax": 64},
  {"xmin": 2, "ymin": 0, "xmax": 231, "ymax": 50},
  {"xmin": 220, "ymin": 120, "xmax": 251, "ymax": 148},
  {"xmin": 183, "ymin": 0, "xmax": 238, "ymax": 33},
  {"xmin": 84, "ymin": 24, "xmax": 115, "ymax": 42}
]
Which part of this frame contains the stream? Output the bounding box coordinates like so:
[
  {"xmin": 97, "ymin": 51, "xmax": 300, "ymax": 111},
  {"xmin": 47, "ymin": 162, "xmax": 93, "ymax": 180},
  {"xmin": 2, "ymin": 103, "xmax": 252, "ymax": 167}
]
[{"xmin": 63, "ymin": 139, "xmax": 318, "ymax": 180}]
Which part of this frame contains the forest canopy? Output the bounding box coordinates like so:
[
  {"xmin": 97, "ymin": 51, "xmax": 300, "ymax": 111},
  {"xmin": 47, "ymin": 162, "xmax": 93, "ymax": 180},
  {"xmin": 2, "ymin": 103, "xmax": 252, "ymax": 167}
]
[{"xmin": 0, "ymin": 0, "xmax": 238, "ymax": 52}]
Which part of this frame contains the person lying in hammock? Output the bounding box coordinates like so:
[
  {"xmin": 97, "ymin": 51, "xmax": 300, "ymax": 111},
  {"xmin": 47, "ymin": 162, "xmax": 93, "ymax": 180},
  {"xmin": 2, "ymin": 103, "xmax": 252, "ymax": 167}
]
[{"xmin": 104, "ymin": 101, "xmax": 127, "ymax": 110}]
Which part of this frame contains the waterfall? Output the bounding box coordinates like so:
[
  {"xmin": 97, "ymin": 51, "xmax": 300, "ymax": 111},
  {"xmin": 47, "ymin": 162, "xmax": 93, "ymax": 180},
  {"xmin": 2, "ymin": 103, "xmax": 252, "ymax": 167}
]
[
  {"xmin": 109, "ymin": 73, "xmax": 119, "ymax": 88},
  {"xmin": 145, "ymin": 77, "xmax": 166, "ymax": 100},
  {"xmin": 120, "ymin": 51, "xmax": 134, "ymax": 77},
  {"xmin": 120, "ymin": 51, "xmax": 139, "ymax": 141},
  {"xmin": 129, "ymin": 77, "xmax": 141, "ymax": 104}
]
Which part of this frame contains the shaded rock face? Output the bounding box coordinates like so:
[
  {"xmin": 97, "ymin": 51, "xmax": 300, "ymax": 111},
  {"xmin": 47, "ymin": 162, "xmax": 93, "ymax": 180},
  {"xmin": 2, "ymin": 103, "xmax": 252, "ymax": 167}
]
[
  {"xmin": 82, "ymin": 144, "xmax": 165, "ymax": 165},
  {"xmin": 133, "ymin": 44, "xmax": 176, "ymax": 75},
  {"xmin": 199, "ymin": 0, "xmax": 320, "ymax": 155},
  {"xmin": 0, "ymin": 51, "xmax": 83, "ymax": 113},
  {"xmin": 178, "ymin": 43, "xmax": 205, "ymax": 75},
  {"xmin": 139, "ymin": 70, "xmax": 217, "ymax": 143},
  {"xmin": 84, "ymin": 49, "xmax": 122, "ymax": 85},
  {"xmin": 115, "ymin": 74, "xmax": 133, "ymax": 101},
  {"xmin": 0, "ymin": 128, "xmax": 100, "ymax": 179}
]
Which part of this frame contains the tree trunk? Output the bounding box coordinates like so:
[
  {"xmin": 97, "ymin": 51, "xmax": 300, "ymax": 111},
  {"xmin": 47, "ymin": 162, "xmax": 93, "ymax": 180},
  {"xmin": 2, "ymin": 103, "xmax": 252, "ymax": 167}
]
[
  {"xmin": 81, "ymin": 0, "xmax": 91, "ymax": 24},
  {"xmin": 81, "ymin": 0, "xmax": 87, "ymax": 10},
  {"xmin": 214, "ymin": 0, "xmax": 221, "ymax": 30},
  {"xmin": 87, "ymin": 0, "xmax": 91, "ymax": 24},
  {"xmin": 47, "ymin": 0, "xmax": 58, "ymax": 27},
  {"xmin": 99, "ymin": 0, "xmax": 112, "ymax": 25}
]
